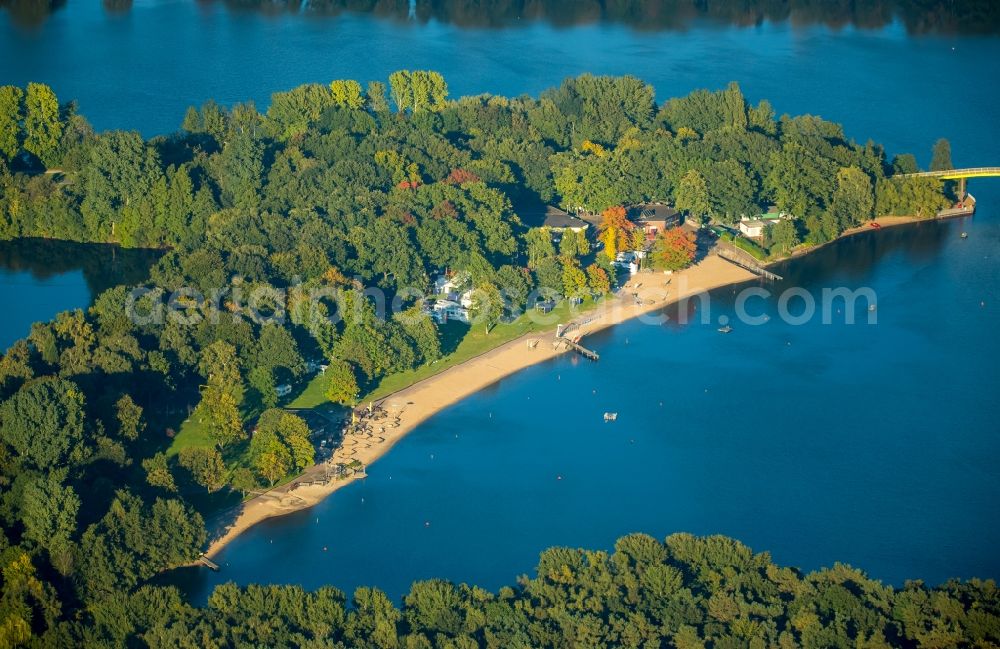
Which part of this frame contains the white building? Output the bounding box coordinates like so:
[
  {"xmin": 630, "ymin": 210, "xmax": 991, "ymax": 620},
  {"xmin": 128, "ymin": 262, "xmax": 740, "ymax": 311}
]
[
  {"xmin": 433, "ymin": 271, "xmax": 471, "ymax": 301},
  {"xmin": 738, "ymin": 207, "xmax": 792, "ymax": 239},
  {"xmin": 738, "ymin": 219, "xmax": 773, "ymax": 238},
  {"xmin": 430, "ymin": 299, "xmax": 470, "ymax": 324}
]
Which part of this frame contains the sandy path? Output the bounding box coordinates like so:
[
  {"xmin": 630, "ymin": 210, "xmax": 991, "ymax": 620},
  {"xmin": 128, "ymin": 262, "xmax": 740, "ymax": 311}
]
[{"xmin": 204, "ymin": 254, "xmax": 759, "ymax": 557}]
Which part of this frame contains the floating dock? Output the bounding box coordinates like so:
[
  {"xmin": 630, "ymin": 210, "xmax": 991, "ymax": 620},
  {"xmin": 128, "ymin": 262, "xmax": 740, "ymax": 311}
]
[{"xmin": 199, "ymin": 555, "xmax": 220, "ymax": 571}]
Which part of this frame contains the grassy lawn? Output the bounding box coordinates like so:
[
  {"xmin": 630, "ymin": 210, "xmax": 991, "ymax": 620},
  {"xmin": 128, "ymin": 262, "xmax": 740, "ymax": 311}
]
[
  {"xmin": 287, "ymin": 372, "xmax": 329, "ymax": 409},
  {"xmin": 170, "ymin": 296, "xmax": 600, "ymax": 488},
  {"xmin": 167, "ymin": 415, "xmax": 213, "ymax": 456},
  {"xmin": 287, "ymin": 299, "xmax": 597, "ymax": 408},
  {"xmin": 363, "ymin": 297, "xmax": 597, "ymax": 402}
]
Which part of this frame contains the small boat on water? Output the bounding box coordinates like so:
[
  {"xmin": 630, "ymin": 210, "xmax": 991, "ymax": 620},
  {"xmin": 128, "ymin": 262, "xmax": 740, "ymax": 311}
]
[
  {"xmin": 718, "ymin": 325, "xmax": 733, "ymax": 333},
  {"xmin": 961, "ymin": 232, "xmax": 969, "ymax": 239},
  {"xmin": 869, "ymin": 304, "xmax": 877, "ymax": 312},
  {"xmin": 603, "ymin": 412, "xmax": 618, "ymax": 422}
]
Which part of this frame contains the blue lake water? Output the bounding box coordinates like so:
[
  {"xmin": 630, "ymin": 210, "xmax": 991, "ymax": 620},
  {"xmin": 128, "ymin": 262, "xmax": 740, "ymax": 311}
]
[
  {"xmin": 4, "ymin": 1, "xmax": 999, "ymax": 603},
  {"xmin": 0, "ymin": 240, "xmax": 160, "ymax": 351},
  {"xmin": 178, "ymin": 211, "xmax": 1000, "ymax": 602},
  {"xmin": 0, "ymin": 265, "xmax": 89, "ymax": 351}
]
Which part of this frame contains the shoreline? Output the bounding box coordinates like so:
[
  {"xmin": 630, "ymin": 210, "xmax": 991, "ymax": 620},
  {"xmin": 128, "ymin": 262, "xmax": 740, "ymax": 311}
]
[
  {"xmin": 203, "ymin": 214, "xmax": 927, "ymax": 559},
  {"xmin": 204, "ymin": 254, "xmax": 758, "ymax": 557}
]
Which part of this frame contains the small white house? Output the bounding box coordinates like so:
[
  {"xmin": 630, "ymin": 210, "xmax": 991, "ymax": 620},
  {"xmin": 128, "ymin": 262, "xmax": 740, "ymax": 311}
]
[
  {"xmin": 430, "ymin": 299, "xmax": 470, "ymax": 324},
  {"xmin": 459, "ymin": 288, "xmax": 475, "ymax": 309},
  {"xmin": 738, "ymin": 219, "xmax": 768, "ymax": 238},
  {"xmin": 433, "ymin": 271, "xmax": 471, "ymax": 301},
  {"xmin": 739, "ymin": 207, "xmax": 792, "ymax": 239}
]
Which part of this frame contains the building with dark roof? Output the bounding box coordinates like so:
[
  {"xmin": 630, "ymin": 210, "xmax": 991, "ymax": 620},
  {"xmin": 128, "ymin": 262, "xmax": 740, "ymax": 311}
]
[
  {"xmin": 628, "ymin": 203, "xmax": 680, "ymax": 237},
  {"xmin": 543, "ymin": 206, "xmax": 590, "ymax": 232}
]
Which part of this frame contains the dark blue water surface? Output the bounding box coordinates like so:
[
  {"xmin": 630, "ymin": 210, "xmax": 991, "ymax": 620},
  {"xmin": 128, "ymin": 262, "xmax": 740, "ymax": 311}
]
[
  {"xmin": 178, "ymin": 213, "xmax": 999, "ymax": 603},
  {"xmin": 0, "ymin": 240, "xmax": 160, "ymax": 351},
  {"xmin": 4, "ymin": 1, "xmax": 999, "ymax": 603}
]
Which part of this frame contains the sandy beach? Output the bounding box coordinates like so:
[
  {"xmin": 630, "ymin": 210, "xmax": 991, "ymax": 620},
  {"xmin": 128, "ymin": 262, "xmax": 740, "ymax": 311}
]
[
  {"xmin": 204, "ymin": 253, "xmax": 759, "ymax": 557},
  {"xmin": 204, "ymin": 216, "xmax": 930, "ymax": 558}
]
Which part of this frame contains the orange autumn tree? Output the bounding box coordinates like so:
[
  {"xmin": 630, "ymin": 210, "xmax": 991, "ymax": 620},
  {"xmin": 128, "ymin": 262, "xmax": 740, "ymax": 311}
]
[
  {"xmin": 598, "ymin": 206, "xmax": 636, "ymax": 261},
  {"xmin": 652, "ymin": 227, "xmax": 697, "ymax": 271}
]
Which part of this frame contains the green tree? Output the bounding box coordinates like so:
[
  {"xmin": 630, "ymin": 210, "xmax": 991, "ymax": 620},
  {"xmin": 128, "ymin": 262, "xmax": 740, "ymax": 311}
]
[
  {"xmin": 829, "ymin": 166, "xmax": 875, "ymax": 234},
  {"xmin": 0, "ymin": 377, "xmax": 87, "ymax": 471},
  {"xmin": 216, "ymin": 130, "xmax": 263, "ymax": 210},
  {"xmin": 675, "ymin": 169, "xmax": 710, "ymax": 223},
  {"xmin": 891, "ymin": 153, "xmax": 919, "ymax": 175},
  {"xmin": 468, "ymin": 283, "xmax": 503, "ymax": 333},
  {"xmin": 396, "ymin": 307, "xmax": 442, "ymax": 364},
  {"xmin": 558, "ymin": 229, "xmax": 589, "ymax": 258},
  {"xmin": 249, "ymin": 426, "xmax": 292, "ymax": 486},
  {"xmin": 330, "ymin": 79, "xmax": 365, "ymax": 109},
  {"xmin": 79, "ymin": 491, "xmax": 205, "ymax": 596},
  {"xmin": 115, "ymin": 394, "xmax": 145, "ymax": 441},
  {"xmin": 0, "ymin": 85, "xmax": 23, "ymax": 162},
  {"xmin": 203, "ymin": 388, "xmax": 244, "ymax": 449},
  {"xmin": 388, "ymin": 71, "xmax": 412, "ymax": 113},
  {"xmin": 561, "ymin": 259, "xmax": 588, "ymax": 298},
  {"xmin": 178, "ymin": 446, "xmax": 226, "ymax": 492},
  {"xmin": 388, "ymin": 71, "xmax": 448, "ymax": 113},
  {"xmin": 495, "ymin": 265, "xmax": 530, "ymax": 313},
  {"xmin": 256, "ymin": 324, "xmax": 303, "ymax": 379},
  {"xmin": 248, "ymin": 365, "xmax": 278, "ymax": 409},
  {"xmin": 230, "ymin": 467, "xmax": 258, "ymax": 497},
  {"xmin": 198, "ymin": 340, "xmax": 247, "ymax": 447},
  {"xmin": 325, "ymin": 359, "xmax": 360, "ymax": 406},
  {"xmin": 142, "ymin": 452, "xmax": 177, "ymax": 492},
  {"xmin": 22, "ymin": 471, "xmax": 79, "ymax": 574},
  {"xmin": 525, "ymin": 228, "xmax": 557, "ymax": 269},
  {"xmin": 81, "ymin": 130, "xmax": 162, "ymax": 243},
  {"xmin": 366, "ymin": 81, "xmax": 390, "ymax": 114},
  {"xmin": 769, "ymin": 219, "xmax": 801, "ymax": 255},
  {"xmin": 250, "ymin": 408, "xmax": 314, "ymax": 474},
  {"xmin": 765, "ymin": 142, "xmax": 837, "ymax": 218},
  {"xmin": 23, "ymin": 83, "xmax": 62, "ymax": 166},
  {"xmin": 930, "ymin": 137, "xmax": 953, "ymax": 171}
]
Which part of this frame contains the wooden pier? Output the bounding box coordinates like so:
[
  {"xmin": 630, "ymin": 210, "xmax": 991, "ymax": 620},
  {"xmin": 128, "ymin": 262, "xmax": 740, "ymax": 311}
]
[
  {"xmin": 556, "ymin": 335, "xmax": 600, "ymax": 361},
  {"xmin": 199, "ymin": 555, "xmax": 220, "ymax": 571},
  {"xmin": 717, "ymin": 249, "xmax": 783, "ymax": 281}
]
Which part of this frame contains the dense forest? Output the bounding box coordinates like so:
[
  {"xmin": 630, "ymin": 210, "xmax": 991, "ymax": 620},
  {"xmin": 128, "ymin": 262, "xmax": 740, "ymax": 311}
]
[
  {"xmin": 9, "ymin": 532, "xmax": 1000, "ymax": 647},
  {"xmin": 0, "ymin": 74, "xmax": 964, "ymax": 645},
  {"xmin": 5, "ymin": 0, "xmax": 1000, "ymax": 34}
]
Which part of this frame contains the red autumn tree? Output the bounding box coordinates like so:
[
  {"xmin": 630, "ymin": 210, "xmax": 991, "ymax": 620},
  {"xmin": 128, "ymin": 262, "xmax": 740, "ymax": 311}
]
[
  {"xmin": 652, "ymin": 227, "xmax": 697, "ymax": 271},
  {"xmin": 445, "ymin": 168, "xmax": 481, "ymax": 185}
]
